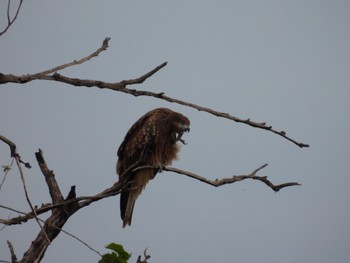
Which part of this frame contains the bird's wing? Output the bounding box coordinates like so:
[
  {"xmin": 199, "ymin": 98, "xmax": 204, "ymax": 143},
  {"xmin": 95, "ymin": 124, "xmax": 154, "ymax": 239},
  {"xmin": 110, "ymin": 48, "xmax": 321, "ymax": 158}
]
[{"xmin": 117, "ymin": 110, "xmax": 160, "ymax": 227}]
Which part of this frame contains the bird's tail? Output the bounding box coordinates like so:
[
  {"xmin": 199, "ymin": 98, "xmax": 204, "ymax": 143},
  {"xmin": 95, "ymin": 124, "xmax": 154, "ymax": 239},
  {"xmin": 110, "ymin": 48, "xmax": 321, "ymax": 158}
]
[
  {"xmin": 120, "ymin": 190, "xmax": 136, "ymax": 228},
  {"xmin": 120, "ymin": 168, "xmax": 156, "ymax": 227}
]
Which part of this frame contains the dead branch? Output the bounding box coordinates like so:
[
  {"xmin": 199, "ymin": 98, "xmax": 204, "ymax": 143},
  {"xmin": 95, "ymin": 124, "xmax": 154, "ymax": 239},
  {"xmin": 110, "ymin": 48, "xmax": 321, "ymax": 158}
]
[
  {"xmin": 18, "ymin": 149, "xmax": 111, "ymax": 262},
  {"xmin": 2, "ymin": 161, "xmax": 299, "ymax": 228},
  {"xmin": 0, "ymin": 147, "xmax": 299, "ymax": 262},
  {"xmin": 134, "ymin": 164, "xmax": 300, "ymax": 192},
  {"xmin": 0, "ymin": 205, "xmax": 102, "ymax": 258},
  {"xmin": 0, "ymin": 135, "xmax": 46, "ymax": 239},
  {"xmin": 0, "ymin": 0, "xmax": 24, "ymax": 37},
  {"xmin": 0, "ymin": 38, "xmax": 309, "ymax": 148},
  {"xmin": 7, "ymin": 240, "xmax": 17, "ymax": 263},
  {"xmin": 0, "ymin": 149, "xmax": 124, "ymax": 263},
  {"xmin": 0, "ymin": 135, "xmax": 31, "ymax": 168},
  {"xmin": 0, "ymin": 33, "xmax": 306, "ymax": 261},
  {"xmin": 35, "ymin": 149, "xmax": 64, "ymax": 204},
  {"xmin": 34, "ymin": 37, "xmax": 111, "ymax": 76},
  {"xmin": 14, "ymin": 153, "xmax": 49, "ymax": 243},
  {"xmin": 0, "ymin": 180, "xmax": 126, "ymax": 226},
  {"xmin": 137, "ymin": 248, "xmax": 151, "ymax": 263}
]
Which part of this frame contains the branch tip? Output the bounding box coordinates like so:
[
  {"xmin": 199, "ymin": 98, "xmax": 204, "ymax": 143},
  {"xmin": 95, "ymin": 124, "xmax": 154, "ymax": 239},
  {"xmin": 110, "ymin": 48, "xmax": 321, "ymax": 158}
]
[{"xmin": 7, "ymin": 240, "xmax": 18, "ymax": 263}]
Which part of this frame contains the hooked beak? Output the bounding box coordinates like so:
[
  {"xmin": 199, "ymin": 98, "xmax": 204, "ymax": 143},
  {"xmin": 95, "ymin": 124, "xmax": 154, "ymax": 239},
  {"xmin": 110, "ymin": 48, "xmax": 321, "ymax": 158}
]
[{"xmin": 180, "ymin": 123, "xmax": 190, "ymax": 133}]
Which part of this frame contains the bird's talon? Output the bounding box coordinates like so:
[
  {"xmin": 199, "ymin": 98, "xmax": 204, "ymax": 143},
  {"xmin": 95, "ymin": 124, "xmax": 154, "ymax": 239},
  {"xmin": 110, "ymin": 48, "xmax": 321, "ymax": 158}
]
[
  {"xmin": 179, "ymin": 138, "xmax": 187, "ymax": 145},
  {"xmin": 158, "ymin": 164, "xmax": 165, "ymax": 172}
]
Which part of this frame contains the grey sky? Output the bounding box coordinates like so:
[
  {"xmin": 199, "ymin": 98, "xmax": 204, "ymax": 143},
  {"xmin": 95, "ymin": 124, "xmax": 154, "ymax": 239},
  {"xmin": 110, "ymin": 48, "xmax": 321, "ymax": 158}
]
[{"xmin": 1, "ymin": 1, "xmax": 349, "ymax": 262}]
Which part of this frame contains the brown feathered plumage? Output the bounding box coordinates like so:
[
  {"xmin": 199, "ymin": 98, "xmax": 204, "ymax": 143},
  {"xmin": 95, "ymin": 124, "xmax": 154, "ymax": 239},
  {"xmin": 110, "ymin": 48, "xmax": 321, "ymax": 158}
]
[{"xmin": 117, "ymin": 108, "xmax": 190, "ymax": 227}]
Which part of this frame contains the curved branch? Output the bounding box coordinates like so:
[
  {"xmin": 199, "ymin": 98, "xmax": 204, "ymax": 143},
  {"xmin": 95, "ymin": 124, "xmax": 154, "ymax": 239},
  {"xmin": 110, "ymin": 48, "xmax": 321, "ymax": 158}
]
[
  {"xmin": 137, "ymin": 248, "xmax": 151, "ymax": 263},
  {"xmin": 0, "ymin": 38, "xmax": 309, "ymax": 148},
  {"xmin": 0, "ymin": 135, "xmax": 31, "ymax": 168},
  {"xmin": 0, "ymin": 70, "xmax": 309, "ymax": 148}
]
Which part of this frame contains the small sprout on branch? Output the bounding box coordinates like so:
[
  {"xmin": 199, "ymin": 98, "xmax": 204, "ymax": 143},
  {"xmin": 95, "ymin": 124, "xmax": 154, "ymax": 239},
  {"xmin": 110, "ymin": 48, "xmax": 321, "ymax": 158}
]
[{"xmin": 2, "ymin": 165, "xmax": 11, "ymax": 173}]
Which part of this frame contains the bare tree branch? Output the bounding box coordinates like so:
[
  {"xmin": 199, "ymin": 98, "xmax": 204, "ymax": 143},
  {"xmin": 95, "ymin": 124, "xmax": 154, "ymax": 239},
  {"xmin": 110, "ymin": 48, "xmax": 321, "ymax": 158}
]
[
  {"xmin": 134, "ymin": 164, "xmax": 300, "ymax": 192},
  {"xmin": 34, "ymin": 37, "xmax": 111, "ymax": 76},
  {"xmin": 0, "ymin": 135, "xmax": 49, "ymax": 241},
  {"xmin": 0, "ymin": 135, "xmax": 45, "ymax": 237},
  {"xmin": 0, "ymin": 37, "xmax": 309, "ymax": 148},
  {"xmin": 35, "ymin": 149, "xmax": 64, "ymax": 204},
  {"xmin": 7, "ymin": 240, "xmax": 17, "ymax": 263},
  {"xmin": 0, "ymin": 135, "xmax": 31, "ymax": 168},
  {"xmin": 1, "ymin": 160, "xmax": 299, "ymax": 228},
  {"xmin": 137, "ymin": 248, "xmax": 151, "ymax": 263},
  {"xmin": 0, "ymin": 205, "xmax": 102, "ymax": 258},
  {"xmin": 14, "ymin": 154, "xmax": 50, "ymax": 243},
  {"xmin": 3, "ymin": 149, "xmax": 121, "ymax": 263},
  {"xmin": 0, "ymin": 142, "xmax": 300, "ymax": 262},
  {"xmin": 0, "ymin": 0, "xmax": 24, "ymax": 37}
]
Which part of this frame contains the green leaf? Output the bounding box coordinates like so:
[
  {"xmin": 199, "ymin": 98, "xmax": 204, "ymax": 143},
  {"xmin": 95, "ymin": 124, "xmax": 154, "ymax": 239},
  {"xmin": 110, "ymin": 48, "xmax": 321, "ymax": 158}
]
[
  {"xmin": 105, "ymin": 243, "xmax": 131, "ymax": 261},
  {"xmin": 99, "ymin": 253, "xmax": 118, "ymax": 263},
  {"xmin": 99, "ymin": 243, "xmax": 131, "ymax": 263}
]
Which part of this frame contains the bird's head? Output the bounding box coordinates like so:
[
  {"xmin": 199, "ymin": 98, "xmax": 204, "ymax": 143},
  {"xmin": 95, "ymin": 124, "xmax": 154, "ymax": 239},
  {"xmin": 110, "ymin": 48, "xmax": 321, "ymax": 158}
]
[
  {"xmin": 172, "ymin": 113, "xmax": 190, "ymax": 144},
  {"xmin": 173, "ymin": 114, "xmax": 190, "ymax": 133}
]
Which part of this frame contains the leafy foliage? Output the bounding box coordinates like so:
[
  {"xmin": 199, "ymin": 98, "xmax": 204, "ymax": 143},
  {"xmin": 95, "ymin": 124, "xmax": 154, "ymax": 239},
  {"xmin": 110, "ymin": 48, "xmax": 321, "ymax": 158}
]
[{"xmin": 99, "ymin": 243, "xmax": 131, "ymax": 263}]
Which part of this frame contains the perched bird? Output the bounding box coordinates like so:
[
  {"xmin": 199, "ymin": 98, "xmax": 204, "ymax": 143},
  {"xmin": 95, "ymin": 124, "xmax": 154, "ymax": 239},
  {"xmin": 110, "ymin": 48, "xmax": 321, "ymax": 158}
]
[{"xmin": 117, "ymin": 108, "xmax": 190, "ymax": 227}]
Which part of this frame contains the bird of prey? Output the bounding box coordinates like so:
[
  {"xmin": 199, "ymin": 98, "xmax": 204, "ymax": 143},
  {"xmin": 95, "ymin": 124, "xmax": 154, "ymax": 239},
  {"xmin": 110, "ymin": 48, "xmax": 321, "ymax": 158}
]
[{"xmin": 117, "ymin": 108, "xmax": 190, "ymax": 227}]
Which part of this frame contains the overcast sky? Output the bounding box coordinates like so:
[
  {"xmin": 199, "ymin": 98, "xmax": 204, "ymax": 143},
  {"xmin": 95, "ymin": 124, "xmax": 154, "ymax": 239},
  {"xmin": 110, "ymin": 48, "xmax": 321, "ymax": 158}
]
[{"xmin": 1, "ymin": 1, "xmax": 350, "ymax": 262}]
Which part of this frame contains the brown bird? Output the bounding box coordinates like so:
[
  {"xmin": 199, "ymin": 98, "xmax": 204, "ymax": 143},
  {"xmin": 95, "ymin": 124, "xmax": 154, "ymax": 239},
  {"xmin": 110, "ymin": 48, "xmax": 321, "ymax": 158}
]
[{"xmin": 117, "ymin": 108, "xmax": 190, "ymax": 227}]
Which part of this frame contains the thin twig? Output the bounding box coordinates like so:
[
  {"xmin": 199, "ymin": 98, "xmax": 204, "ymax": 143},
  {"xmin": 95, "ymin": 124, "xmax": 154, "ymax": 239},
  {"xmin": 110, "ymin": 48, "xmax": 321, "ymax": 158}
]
[
  {"xmin": 14, "ymin": 156, "xmax": 50, "ymax": 243},
  {"xmin": 6, "ymin": 0, "xmax": 11, "ymax": 25},
  {"xmin": 51, "ymin": 223, "xmax": 102, "ymax": 257},
  {"xmin": 0, "ymin": 158, "xmax": 14, "ymax": 191},
  {"xmin": 0, "ymin": 0, "xmax": 24, "ymax": 37},
  {"xmin": 0, "ymin": 204, "xmax": 24, "ymax": 215},
  {"xmin": 120, "ymin": 62, "xmax": 168, "ymax": 86},
  {"xmin": 0, "ymin": 135, "xmax": 17, "ymax": 157},
  {"xmin": 0, "ymin": 205, "xmax": 102, "ymax": 257},
  {"xmin": 0, "ymin": 135, "xmax": 31, "ymax": 168},
  {"xmin": 34, "ymin": 37, "xmax": 111, "ymax": 76}
]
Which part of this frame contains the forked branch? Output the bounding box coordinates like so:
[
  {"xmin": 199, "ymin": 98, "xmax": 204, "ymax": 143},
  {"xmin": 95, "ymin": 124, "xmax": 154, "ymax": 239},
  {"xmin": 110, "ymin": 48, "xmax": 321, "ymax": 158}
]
[
  {"xmin": 0, "ymin": 0, "xmax": 24, "ymax": 37},
  {"xmin": 0, "ymin": 38, "xmax": 309, "ymax": 148},
  {"xmin": 1, "ymin": 161, "xmax": 299, "ymax": 227},
  {"xmin": 0, "ymin": 135, "xmax": 31, "ymax": 168},
  {"xmin": 0, "ymin": 144, "xmax": 300, "ymax": 262},
  {"xmin": 134, "ymin": 164, "xmax": 300, "ymax": 192}
]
